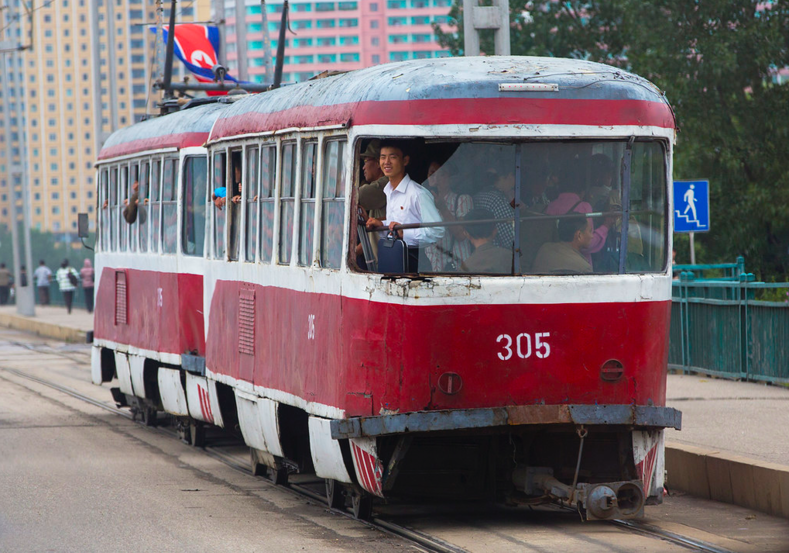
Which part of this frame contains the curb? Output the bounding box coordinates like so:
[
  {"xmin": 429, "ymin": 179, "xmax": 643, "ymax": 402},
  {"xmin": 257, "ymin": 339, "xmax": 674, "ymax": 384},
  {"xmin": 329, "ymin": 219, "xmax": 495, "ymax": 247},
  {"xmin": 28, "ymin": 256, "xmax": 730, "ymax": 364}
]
[
  {"xmin": 666, "ymin": 442, "xmax": 789, "ymax": 519},
  {"xmin": 0, "ymin": 312, "xmax": 89, "ymax": 343}
]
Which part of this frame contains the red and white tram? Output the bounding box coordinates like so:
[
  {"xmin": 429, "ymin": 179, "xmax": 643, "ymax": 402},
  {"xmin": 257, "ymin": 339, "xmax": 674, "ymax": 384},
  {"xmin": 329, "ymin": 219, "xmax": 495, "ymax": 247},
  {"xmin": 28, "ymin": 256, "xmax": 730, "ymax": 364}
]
[{"xmin": 91, "ymin": 57, "xmax": 681, "ymax": 520}]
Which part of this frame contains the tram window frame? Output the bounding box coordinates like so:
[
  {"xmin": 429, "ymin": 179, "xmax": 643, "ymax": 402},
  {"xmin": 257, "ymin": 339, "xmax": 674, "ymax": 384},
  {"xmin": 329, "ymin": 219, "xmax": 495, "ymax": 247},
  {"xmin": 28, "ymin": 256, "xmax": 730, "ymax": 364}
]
[
  {"xmin": 320, "ymin": 138, "xmax": 347, "ymax": 270},
  {"xmin": 244, "ymin": 146, "xmax": 260, "ymax": 263},
  {"xmin": 161, "ymin": 157, "xmax": 179, "ymax": 254},
  {"xmin": 228, "ymin": 149, "xmax": 243, "ymax": 262},
  {"xmin": 119, "ymin": 164, "xmax": 129, "ymax": 252},
  {"xmin": 298, "ymin": 140, "xmax": 318, "ymax": 267},
  {"xmin": 278, "ymin": 141, "xmax": 297, "ymax": 265},
  {"xmin": 129, "ymin": 162, "xmax": 139, "ymax": 253},
  {"xmin": 99, "ymin": 167, "xmax": 109, "ymax": 252},
  {"xmin": 211, "ymin": 150, "xmax": 227, "ymax": 260},
  {"xmin": 138, "ymin": 160, "xmax": 150, "ymax": 253},
  {"xmin": 181, "ymin": 155, "xmax": 208, "ymax": 257},
  {"xmin": 109, "ymin": 166, "xmax": 118, "ymax": 252},
  {"xmin": 258, "ymin": 144, "xmax": 277, "ymax": 264},
  {"xmin": 149, "ymin": 158, "xmax": 162, "ymax": 254}
]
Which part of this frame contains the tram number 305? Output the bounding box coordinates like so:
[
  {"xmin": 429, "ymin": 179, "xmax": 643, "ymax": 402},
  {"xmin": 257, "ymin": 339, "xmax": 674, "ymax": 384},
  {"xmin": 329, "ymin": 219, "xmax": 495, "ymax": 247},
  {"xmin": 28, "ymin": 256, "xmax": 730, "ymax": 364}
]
[{"xmin": 497, "ymin": 333, "xmax": 550, "ymax": 361}]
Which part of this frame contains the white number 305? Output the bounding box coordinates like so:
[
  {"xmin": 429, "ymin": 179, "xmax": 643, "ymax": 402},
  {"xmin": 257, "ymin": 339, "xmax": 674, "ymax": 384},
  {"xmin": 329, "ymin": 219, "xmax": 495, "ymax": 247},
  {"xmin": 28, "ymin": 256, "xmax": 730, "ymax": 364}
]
[{"xmin": 496, "ymin": 333, "xmax": 551, "ymax": 361}]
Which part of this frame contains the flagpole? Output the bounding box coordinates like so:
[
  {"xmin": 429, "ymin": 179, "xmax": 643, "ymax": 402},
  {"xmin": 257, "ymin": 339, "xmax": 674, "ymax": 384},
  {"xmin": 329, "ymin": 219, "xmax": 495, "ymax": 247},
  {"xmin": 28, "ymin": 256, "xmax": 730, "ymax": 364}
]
[
  {"xmin": 162, "ymin": 0, "xmax": 178, "ymax": 99},
  {"xmin": 214, "ymin": 0, "xmax": 227, "ymax": 67},
  {"xmin": 235, "ymin": 0, "xmax": 248, "ymax": 82}
]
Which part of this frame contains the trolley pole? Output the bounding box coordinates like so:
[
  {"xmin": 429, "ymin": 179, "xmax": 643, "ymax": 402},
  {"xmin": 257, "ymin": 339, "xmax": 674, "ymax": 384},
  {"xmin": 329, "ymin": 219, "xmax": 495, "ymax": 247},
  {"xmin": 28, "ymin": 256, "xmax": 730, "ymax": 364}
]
[
  {"xmin": 235, "ymin": 0, "xmax": 249, "ymax": 82},
  {"xmin": 213, "ymin": 0, "xmax": 227, "ymax": 67}
]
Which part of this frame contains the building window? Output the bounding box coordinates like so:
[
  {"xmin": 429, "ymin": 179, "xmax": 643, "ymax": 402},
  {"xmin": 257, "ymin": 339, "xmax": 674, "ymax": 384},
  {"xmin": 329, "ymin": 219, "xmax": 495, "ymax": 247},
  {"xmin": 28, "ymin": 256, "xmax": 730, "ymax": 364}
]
[
  {"xmin": 390, "ymin": 51, "xmax": 409, "ymax": 61},
  {"xmin": 317, "ymin": 37, "xmax": 336, "ymax": 46},
  {"xmin": 372, "ymin": 54, "xmax": 380, "ymax": 64},
  {"xmin": 318, "ymin": 54, "xmax": 336, "ymax": 63},
  {"xmin": 340, "ymin": 52, "xmax": 359, "ymax": 62},
  {"xmin": 339, "ymin": 18, "xmax": 358, "ymax": 27},
  {"xmin": 370, "ymin": 2, "xmax": 378, "ymax": 9},
  {"xmin": 371, "ymin": 36, "xmax": 379, "ymax": 46},
  {"xmin": 389, "ymin": 34, "xmax": 408, "ymax": 44},
  {"xmin": 411, "ymin": 15, "xmax": 430, "ymax": 24},
  {"xmin": 370, "ymin": 19, "xmax": 379, "ymax": 28},
  {"xmin": 339, "ymin": 35, "xmax": 358, "ymax": 45},
  {"xmin": 388, "ymin": 16, "xmax": 407, "ymax": 25},
  {"xmin": 317, "ymin": 18, "xmax": 335, "ymax": 28}
]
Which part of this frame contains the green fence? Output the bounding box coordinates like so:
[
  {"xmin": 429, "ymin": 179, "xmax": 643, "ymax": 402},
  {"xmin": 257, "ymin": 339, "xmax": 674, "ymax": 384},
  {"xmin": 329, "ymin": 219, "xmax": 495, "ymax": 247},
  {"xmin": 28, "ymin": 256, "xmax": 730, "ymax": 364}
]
[{"xmin": 670, "ymin": 261, "xmax": 789, "ymax": 384}]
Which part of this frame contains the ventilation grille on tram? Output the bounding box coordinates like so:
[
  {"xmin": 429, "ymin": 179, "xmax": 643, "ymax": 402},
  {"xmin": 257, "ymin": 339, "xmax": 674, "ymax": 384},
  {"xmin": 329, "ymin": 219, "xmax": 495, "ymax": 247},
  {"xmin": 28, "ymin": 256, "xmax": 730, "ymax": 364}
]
[
  {"xmin": 115, "ymin": 271, "xmax": 128, "ymax": 326},
  {"xmin": 238, "ymin": 289, "xmax": 255, "ymax": 356}
]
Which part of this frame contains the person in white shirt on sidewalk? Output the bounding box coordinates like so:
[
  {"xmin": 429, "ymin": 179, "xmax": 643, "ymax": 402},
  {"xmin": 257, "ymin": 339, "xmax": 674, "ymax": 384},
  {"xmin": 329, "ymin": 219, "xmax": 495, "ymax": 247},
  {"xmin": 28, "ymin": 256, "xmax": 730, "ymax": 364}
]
[
  {"xmin": 33, "ymin": 260, "xmax": 52, "ymax": 305},
  {"xmin": 365, "ymin": 140, "xmax": 443, "ymax": 272}
]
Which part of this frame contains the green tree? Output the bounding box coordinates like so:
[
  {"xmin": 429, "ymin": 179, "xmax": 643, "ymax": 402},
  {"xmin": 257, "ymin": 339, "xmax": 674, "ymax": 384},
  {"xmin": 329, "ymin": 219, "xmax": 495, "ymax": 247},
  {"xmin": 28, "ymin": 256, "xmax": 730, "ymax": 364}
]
[{"xmin": 437, "ymin": 1, "xmax": 789, "ymax": 278}]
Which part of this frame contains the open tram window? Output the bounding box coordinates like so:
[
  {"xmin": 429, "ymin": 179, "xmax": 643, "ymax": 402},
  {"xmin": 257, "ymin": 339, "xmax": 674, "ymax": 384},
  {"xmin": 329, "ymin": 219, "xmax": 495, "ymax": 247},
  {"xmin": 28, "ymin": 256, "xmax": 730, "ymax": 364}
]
[
  {"xmin": 150, "ymin": 158, "xmax": 161, "ymax": 253},
  {"xmin": 244, "ymin": 146, "xmax": 260, "ymax": 263},
  {"xmin": 278, "ymin": 142, "xmax": 297, "ymax": 265},
  {"xmin": 228, "ymin": 150, "xmax": 243, "ymax": 261},
  {"xmin": 138, "ymin": 161, "xmax": 150, "ymax": 253},
  {"xmin": 258, "ymin": 145, "xmax": 276, "ymax": 263},
  {"xmin": 119, "ymin": 165, "xmax": 129, "ymax": 252},
  {"xmin": 298, "ymin": 141, "xmax": 318, "ymax": 267},
  {"xmin": 128, "ymin": 163, "xmax": 139, "ymax": 253},
  {"xmin": 320, "ymin": 139, "xmax": 346, "ymax": 269},
  {"xmin": 212, "ymin": 151, "xmax": 227, "ymax": 260},
  {"xmin": 162, "ymin": 158, "xmax": 178, "ymax": 254},
  {"xmin": 352, "ymin": 138, "xmax": 667, "ymax": 276},
  {"xmin": 110, "ymin": 166, "xmax": 118, "ymax": 251},
  {"xmin": 182, "ymin": 156, "xmax": 208, "ymax": 257},
  {"xmin": 99, "ymin": 168, "xmax": 109, "ymax": 252}
]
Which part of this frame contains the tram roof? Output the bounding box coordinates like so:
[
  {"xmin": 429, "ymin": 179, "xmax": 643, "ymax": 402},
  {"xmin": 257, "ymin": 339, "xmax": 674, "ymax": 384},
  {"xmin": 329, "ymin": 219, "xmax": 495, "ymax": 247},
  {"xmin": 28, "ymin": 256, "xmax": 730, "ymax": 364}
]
[
  {"xmin": 98, "ymin": 102, "xmax": 228, "ymax": 161},
  {"xmin": 208, "ymin": 56, "xmax": 675, "ymax": 142}
]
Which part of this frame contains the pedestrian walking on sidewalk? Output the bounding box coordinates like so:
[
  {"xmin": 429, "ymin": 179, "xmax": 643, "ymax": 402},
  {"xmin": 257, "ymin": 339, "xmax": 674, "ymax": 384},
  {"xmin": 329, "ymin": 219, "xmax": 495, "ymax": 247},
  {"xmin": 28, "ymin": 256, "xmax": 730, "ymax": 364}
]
[
  {"xmin": 0, "ymin": 263, "xmax": 11, "ymax": 305},
  {"xmin": 33, "ymin": 260, "xmax": 52, "ymax": 305},
  {"xmin": 56, "ymin": 259, "xmax": 79, "ymax": 314},
  {"xmin": 80, "ymin": 259, "xmax": 95, "ymax": 314}
]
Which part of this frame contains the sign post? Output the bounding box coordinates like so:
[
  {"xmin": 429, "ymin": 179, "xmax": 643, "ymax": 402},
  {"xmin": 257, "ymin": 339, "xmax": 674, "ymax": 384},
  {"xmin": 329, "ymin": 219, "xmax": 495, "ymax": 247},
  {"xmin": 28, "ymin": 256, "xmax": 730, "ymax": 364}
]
[{"xmin": 673, "ymin": 180, "xmax": 710, "ymax": 264}]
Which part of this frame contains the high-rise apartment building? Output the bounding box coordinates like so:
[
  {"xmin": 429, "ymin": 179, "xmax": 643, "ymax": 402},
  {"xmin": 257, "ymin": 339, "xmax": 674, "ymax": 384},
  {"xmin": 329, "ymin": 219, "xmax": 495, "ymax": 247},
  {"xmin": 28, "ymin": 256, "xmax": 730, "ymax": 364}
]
[
  {"xmin": 224, "ymin": 0, "xmax": 452, "ymax": 84},
  {"xmin": 0, "ymin": 0, "xmax": 210, "ymax": 237}
]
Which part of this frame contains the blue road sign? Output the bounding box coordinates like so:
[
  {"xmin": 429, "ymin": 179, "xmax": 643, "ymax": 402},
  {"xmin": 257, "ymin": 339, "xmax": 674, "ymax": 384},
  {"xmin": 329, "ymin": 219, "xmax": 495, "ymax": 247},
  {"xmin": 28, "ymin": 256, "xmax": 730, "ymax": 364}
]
[{"xmin": 673, "ymin": 180, "xmax": 710, "ymax": 233}]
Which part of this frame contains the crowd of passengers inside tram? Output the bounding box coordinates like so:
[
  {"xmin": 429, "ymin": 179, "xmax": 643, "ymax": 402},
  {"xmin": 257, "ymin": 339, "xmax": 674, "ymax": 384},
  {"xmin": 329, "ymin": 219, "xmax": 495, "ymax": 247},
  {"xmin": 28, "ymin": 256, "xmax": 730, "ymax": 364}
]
[
  {"xmin": 353, "ymin": 138, "xmax": 626, "ymax": 275},
  {"xmin": 114, "ymin": 138, "xmax": 630, "ymax": 274}
]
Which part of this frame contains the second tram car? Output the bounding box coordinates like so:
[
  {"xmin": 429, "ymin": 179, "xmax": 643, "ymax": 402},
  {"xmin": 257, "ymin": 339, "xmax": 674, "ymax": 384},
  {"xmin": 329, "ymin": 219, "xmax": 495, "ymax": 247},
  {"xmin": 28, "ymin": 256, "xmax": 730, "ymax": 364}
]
[{"xmin": 91, "ymin": 57, "xmax": 681, "ymax": 520}]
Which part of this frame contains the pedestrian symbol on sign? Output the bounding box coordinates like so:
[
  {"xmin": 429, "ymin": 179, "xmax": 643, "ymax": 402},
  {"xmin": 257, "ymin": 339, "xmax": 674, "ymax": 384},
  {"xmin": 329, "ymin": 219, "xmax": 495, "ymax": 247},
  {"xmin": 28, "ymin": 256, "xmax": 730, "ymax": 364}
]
[{"xmin": 673, "ymin": 180, "xmax": 710, "ymax": 233}]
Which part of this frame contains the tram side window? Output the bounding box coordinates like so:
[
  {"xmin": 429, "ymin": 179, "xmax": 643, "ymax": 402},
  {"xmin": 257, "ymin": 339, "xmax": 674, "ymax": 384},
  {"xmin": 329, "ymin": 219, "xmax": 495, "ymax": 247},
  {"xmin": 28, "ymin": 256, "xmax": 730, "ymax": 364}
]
[
  {"xmin": 245, "ymin": 147, "xmax": 260, "ymax": 262},
  {"xmin": 100, "ymin": 168, "xmax": 109, "ymax": 252},
  {"xmin": 626, "ymin": 141, "xmax": 667, "ymax": 273},
  {"xmin": 182, "ymin": 156, "xmax": 208, "ymax": 256},
  {"xmin": 119, "ymin": 165, "xmax": 129, "ymax": 252},
  {"xmin": 278, "ymin": 142, "xmax": 296, "ymax": 265},
  {"xmin": 128, "ymin": 163, "xmax": 139, "ymax": 253},
  {"xmin": 320, "ymin": 139, "xmax": 346, "ymax": 269},
  {"xmin": 150, "ymin": 159, "xmax": 161, "ymax": 253},
  {"xmin": 298, "ymin": 141, "xmax": 318, "ymax": 267},
  {"xmin": 258, "ymin": 145, "xmax": 276, "ymax": 263},
  {"xmin": 228, "ymin": 151, "xmax": 243, "ymax": 262},
  {"xmin": 212, "ymin": 152, "xmax": 227, "ymax": 260},
  {"xmin": 139, "ymin": 161, "xmax": 150, "ymax": 253},
  {"xmin": 110, "ymin": 167, "xmax": 119, "ymax": 251},
  {"xmin": 162, "ymin": 158, "xmax": 179, "ymax": 254}
]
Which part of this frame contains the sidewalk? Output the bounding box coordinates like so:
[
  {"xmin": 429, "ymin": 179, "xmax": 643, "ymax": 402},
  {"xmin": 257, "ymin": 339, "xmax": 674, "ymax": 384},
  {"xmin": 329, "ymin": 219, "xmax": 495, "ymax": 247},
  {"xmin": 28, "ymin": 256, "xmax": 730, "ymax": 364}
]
[
  {"xmin": 0, "ymin": 305, "xmax": 786, "ymax": 517},
  {"xmin": 0, "ymin": 305, "xmax": 93, "ymax": 343},
  {"xmin": 665, "ymin": 374, "xmax": 789, "ymax": 519}
]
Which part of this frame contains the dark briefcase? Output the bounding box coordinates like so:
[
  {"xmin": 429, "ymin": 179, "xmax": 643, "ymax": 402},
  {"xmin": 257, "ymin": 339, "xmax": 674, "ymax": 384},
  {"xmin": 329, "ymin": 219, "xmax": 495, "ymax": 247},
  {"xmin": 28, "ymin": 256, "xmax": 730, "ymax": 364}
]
[{"xmin": 377, "ymin": 234, "xmax": 407, "ymax": 274}]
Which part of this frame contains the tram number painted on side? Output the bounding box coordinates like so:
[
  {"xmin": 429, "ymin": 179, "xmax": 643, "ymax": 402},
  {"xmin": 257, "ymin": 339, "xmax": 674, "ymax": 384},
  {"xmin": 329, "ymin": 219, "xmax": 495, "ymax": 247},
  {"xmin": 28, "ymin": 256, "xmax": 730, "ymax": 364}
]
[
  {"xmin": 497, "ymin": 333, "xmax": 550, "ymax": 361},
  {"xmin": 157, "ymin": 287, "xmax": 163, "ymax": 308},
  {"xmin": 307, "ymin": 314, "xmax": 315, "ymax": 340}
]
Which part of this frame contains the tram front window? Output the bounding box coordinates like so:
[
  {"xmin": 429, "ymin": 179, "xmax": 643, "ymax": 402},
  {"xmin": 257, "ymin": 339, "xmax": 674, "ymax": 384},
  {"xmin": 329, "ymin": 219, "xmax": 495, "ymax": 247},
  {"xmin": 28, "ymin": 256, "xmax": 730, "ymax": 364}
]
[{"xmin": 356, "ymin": 139, "xmax": 667, "ymax": 276}]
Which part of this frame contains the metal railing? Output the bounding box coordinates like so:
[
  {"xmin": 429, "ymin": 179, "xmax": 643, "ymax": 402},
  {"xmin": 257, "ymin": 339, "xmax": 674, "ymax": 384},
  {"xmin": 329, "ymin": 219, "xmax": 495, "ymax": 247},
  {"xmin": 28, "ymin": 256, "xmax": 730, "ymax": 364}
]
[{"xmin": 670, "ymin": 259, "xmax": 789, "ymax": 384}]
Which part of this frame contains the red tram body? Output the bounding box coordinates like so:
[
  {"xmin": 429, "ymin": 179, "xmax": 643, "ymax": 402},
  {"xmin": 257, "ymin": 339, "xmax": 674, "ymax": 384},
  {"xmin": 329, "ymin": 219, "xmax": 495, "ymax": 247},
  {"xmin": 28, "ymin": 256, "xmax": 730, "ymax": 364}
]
[{"xmin": 91, "ymin": 57, "xmax": 680, "ymax": 520}]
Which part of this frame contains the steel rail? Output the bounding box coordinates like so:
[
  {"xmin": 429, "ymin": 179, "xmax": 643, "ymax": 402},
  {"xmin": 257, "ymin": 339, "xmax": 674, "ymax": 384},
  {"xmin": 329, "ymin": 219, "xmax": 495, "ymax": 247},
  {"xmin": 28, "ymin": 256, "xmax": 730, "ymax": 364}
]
[{"xmin": 0, "ymin": 362, "xmax": 737, "ymax": 553}]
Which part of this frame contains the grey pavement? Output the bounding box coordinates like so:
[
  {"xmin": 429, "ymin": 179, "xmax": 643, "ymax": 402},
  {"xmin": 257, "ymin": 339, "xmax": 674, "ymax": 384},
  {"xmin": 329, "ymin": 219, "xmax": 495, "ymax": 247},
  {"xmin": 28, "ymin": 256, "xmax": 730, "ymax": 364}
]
[{"xmin": 666, "ymin": 373, "xmax": 789, "ymax": 466}]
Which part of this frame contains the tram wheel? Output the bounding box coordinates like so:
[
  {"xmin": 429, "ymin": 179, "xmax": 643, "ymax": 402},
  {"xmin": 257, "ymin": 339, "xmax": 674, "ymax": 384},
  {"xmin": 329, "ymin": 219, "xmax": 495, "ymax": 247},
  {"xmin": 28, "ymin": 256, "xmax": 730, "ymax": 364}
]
[
  {"xmin": 142, "ymin": 406, "xmax": 158, "ymax": 427},
  {"xmin": 325, "ymin": 479, "xmax": 344, "ymax": 509},
  {"xmin": 189, "ymin": 421, "xmax": 206, "ymax": 448},
  {"xmin": 268, "ymin": 465, "xmax": 288, "ymax": 486},
  {"xmin": 351, "ymin": 491, "xmax": 373, "ymax": 521}
]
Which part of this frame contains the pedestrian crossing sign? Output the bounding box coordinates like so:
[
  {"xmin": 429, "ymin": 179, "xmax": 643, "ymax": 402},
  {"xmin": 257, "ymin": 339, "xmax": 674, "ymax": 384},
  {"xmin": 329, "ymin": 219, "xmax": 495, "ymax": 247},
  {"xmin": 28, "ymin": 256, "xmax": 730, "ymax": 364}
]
[{"xmin": 673, "ymin": 180, "xmax": 710, "ymax": 233}]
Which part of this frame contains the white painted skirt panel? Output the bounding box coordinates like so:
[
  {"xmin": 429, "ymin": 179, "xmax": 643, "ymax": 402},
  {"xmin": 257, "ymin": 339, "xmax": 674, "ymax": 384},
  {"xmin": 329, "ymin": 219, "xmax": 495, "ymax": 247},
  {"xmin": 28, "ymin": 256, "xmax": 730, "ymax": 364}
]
[
  {"xmin": 129, "ymin": 354, "xmax": 146, "ymax": 399},
  {"xmin": 114, "ymin": 351, "xmax": 134, "ymax": 397},
  {"xmin": 308, "ymin": 417, "xmax": 352, "ymax": 484},
  {"xmin": 158, "ymin": 368, "xmax": 189, "ymax": 416}
]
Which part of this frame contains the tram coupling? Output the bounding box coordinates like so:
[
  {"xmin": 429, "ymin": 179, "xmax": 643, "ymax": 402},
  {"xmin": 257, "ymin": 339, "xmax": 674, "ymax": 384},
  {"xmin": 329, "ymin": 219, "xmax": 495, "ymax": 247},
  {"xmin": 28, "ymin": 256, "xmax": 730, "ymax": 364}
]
[{"xmin": 512, "ymin": 466, "xmax": 646, "ymax": 520}]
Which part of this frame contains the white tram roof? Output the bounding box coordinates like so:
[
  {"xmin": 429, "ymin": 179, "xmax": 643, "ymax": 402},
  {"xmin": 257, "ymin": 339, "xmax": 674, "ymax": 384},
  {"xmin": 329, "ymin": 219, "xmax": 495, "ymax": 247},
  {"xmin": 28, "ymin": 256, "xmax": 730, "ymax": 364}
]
[
  {"xmin": 208, "ymin": 56, "xmax": 675, "ymax": 143},
  {"xmin": 98, "ymin": 101, "xmax": 230, "ymax": 162}
]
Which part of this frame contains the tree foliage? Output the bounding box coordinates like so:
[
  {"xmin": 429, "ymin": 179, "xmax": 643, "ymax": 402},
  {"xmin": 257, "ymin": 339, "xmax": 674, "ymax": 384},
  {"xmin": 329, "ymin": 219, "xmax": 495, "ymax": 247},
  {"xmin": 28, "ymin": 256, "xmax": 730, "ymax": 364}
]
[{"xmin": 436, "ymin": 1, "xmax": 789, "ymax": 277}]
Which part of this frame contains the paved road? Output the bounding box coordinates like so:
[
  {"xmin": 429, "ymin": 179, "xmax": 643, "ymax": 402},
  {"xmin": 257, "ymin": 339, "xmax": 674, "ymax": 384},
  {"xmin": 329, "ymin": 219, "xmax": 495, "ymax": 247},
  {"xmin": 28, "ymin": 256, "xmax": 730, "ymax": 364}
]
[{"xmin": 1, "ymin": 328, "xmax": 788, "ymax": 552}]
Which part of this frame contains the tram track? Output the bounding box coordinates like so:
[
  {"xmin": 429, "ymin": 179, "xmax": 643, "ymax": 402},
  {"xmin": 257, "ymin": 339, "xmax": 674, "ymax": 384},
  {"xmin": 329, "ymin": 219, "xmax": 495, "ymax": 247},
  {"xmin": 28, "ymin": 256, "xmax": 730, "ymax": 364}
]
[{"xmin": 0, "ymin": 360, "xmax": 740, "ymax": 553}]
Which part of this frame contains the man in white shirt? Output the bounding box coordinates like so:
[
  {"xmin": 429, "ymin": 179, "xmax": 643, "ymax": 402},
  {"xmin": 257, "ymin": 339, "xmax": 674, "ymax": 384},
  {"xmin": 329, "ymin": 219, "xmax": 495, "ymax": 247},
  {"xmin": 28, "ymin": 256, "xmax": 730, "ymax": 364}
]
[
  {"xmin": 33, "ymin": 260, "xmax": 52, "ymax": 305},
  {"xmin": 365, "ymin": 140, "xmax": 443, "ymax": 272}
]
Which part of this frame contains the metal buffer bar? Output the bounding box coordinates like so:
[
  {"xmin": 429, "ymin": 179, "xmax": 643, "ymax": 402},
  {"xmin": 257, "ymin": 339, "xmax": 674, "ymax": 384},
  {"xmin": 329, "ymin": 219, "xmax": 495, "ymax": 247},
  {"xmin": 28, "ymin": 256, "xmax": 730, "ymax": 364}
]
[{"xmin": 462, "ymin": 0, "xmax": 510, "ymax": 56}]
